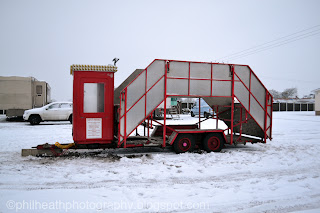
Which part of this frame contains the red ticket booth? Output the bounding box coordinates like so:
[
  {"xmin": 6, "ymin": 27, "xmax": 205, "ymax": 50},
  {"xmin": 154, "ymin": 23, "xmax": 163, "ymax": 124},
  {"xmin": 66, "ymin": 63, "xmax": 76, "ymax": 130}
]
[{"xmin": 71, "ymin": 65, "xmax": 117, "ymax": 145}]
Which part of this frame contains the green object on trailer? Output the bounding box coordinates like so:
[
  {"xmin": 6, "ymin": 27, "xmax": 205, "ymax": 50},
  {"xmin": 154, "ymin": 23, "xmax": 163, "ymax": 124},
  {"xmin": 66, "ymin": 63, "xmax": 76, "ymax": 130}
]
[{"xmin": 171, "ymin": 98, "xmax": 177, "ymax": 106}]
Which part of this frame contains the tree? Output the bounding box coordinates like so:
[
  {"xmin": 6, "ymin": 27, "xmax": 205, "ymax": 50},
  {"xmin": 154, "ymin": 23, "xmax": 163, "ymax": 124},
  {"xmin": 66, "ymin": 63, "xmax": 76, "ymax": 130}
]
[
  {"xmin": 269, "ymin": 89, "xmax": 281, "ymax": 99},
  {"xmin": 281, "ymin": 87, "xmax": 297, "ymax": 99},
  {"xmin": 269, "ymin": 87, "xmax": 298, "ymax": 99}
]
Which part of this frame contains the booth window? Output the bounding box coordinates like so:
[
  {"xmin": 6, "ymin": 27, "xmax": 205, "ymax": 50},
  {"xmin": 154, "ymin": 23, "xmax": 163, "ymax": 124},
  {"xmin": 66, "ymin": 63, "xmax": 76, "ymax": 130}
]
[
  {"xmin": 83, "ymin": 83, "xmax": 105, "ymax": 113},
  {"xmin": 36, "ymin": 85, "xmax": 42, "ymax": 95}
]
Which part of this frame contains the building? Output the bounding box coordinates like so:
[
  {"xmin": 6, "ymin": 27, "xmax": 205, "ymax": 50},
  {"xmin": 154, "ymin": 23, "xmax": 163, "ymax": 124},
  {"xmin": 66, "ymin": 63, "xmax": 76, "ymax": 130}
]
[
  {"xmin": 273, "ymin": 98, "xmax": 314, "ymax": 112},
  {"xmin": 314, "ymin": 88, "xmax": 320, "ymax": 115},
  {"xmin": 0, "ymin": 76, "xmax": 51, "ymax": 117}
]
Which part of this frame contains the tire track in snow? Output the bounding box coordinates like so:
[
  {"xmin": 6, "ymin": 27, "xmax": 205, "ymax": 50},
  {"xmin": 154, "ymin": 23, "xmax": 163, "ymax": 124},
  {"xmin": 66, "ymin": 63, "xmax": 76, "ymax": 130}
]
[{"xmin": 1, "ymin": 164, "xmax": 319, "ymax": 191}]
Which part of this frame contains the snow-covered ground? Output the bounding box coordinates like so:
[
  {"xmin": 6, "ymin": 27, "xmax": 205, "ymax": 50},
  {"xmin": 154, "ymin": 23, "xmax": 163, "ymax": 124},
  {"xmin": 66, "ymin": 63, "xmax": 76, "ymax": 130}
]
[{"xmin": 0, "ymin": 112, "xmax": 320, "ymax": 213}]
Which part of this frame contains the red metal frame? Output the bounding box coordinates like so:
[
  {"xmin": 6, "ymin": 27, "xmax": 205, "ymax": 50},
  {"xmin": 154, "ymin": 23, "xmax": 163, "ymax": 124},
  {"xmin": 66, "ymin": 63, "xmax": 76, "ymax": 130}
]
[
  {"xmin": 118, "ymin": 59, "xmax": 273, "ymax": 148},
  {"xmin": 198, "ymin": 98, "xmax": 201, "ymax": 129},
  {"xmin": 210, "ymin": 64, "xmax": 213, "ymax": 96},
  {"xmin": 163, "ymin": 62, "xmax": 168, "ymax": 148},
  {"xmin": 118, "ymin": 97, "xmax": 167, "ymax": 147},
  {"xmin": 188, "ymin": 62, "xmax": 191, "ymax": 96},
  {"xmin": 145, "ymin": 68, "xmax": 148, "ymax": 130},
  {"xmin": 231, "ymin": 65, "xmax": 235, "ymax": 145},
  {"xmin": 232, "ymin": 71, "xmax": 272, "ymax": 141}
]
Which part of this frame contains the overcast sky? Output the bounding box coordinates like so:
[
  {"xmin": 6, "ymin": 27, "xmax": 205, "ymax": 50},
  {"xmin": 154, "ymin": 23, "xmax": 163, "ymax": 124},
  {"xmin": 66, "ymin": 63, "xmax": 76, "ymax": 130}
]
[{"xmin": 1, "ymin": 0, "xmax": 319, "ymax": 101}]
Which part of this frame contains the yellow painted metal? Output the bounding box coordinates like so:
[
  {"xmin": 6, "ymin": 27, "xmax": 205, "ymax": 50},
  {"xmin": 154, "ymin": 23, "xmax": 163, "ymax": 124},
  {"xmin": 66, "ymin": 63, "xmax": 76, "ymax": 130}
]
[{"xmin": 55, "ymin": 142, "xmax": 75, "ymax": 149}]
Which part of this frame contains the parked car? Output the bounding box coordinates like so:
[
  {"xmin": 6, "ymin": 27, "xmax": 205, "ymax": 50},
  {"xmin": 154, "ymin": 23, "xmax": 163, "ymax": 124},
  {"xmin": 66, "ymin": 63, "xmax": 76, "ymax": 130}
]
[
  {"xmin": 23, "ymin": 102, "xmax": 73, "ymax": 125},
  {"xmin": 191, "ymin": 99, "xmax": 213, "ymax": 118}
]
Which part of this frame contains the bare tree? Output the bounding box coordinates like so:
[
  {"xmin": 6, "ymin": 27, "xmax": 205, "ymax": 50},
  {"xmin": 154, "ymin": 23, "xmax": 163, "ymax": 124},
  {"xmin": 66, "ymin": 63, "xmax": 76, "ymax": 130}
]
[
  {"xmin": 269, "ymin": 89, "xmax": 281, "ymax": 99},
  {"xmin": 269, "ymin": 87, "xmax": 298, "ymax": 99},
  {"xmin": 281, "ymin": 87, "xmax": 298, "ymax": 99}
]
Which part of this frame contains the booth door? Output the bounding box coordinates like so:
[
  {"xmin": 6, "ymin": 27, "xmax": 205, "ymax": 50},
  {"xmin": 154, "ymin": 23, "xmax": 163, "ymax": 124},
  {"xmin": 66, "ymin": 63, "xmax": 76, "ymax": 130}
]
[{"xmin": 73, "ymin": 71, "xmax": 114, "ymax": 144}]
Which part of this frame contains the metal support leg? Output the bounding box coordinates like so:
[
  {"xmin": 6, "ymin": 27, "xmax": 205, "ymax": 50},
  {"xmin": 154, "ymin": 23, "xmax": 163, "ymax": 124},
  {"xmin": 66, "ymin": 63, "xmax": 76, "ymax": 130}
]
[
  {"xmin": 216, "ymin": 106, "xmax": 219, "ymax": 129},
  {"xmin": 163, "ymin": 62, "xmax": 168, "ymax": 148},
  {"xmin": 198, "ymin": 98, "xmax": 201, "ymax": 129},
  {"xmin": 230, "ymin": 65, "xmax": 235, "ymax": 145},
  {"xmin": 124, "ymin": 88, "xmax": 127, "ymax": 148},
  {"xmin": 147, "ymin": 117, "xmax": 150, "ymax": 138}
]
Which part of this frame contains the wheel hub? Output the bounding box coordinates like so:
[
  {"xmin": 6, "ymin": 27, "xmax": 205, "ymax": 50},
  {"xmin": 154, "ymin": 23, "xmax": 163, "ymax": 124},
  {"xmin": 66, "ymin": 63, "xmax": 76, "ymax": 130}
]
[
  {"xmin": 208, "ymin": 136, "xmax": 220, "ymax": 150},
  {"xmin": 178, "ymin": 138, "xmax": 191, "ymax": 151}
]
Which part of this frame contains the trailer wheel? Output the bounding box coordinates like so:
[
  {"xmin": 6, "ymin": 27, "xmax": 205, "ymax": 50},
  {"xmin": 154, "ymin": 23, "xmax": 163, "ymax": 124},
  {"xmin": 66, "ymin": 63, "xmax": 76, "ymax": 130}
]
[
  {"xmin": 173, "ymin": 134, "xmax": 195, "ymax": 154},
  {"xmin": 29, "ymin": 115, "xmax": 41, "ymax": 125},
  {"xmin": 203, "ymin": 133, "xmax": 224, "ymax": 152},
  {"xmin": 191, "ymin": 111, "xmax": 195, "ymax": 117}
]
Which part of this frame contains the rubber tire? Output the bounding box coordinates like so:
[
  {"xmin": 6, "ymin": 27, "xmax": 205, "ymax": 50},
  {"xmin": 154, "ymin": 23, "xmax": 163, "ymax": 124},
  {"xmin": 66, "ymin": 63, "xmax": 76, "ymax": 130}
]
[
  {"xmin": 29, "ymin": 115, "xmax": 41, "ymax": 125},
  {"xmin": 191, "ymin": 111, "xmax": 195, "ymax": 117},
  {"xmin": 203, "ymin": 133, "xmax": 224, "ymax": 152},
  {"xmin": 68, "ymin": 114, "xmax": 73, "ymax": 124},
  {"xmin": 173, "ymin": 134, "xmax": 195, "ymax": 154}
]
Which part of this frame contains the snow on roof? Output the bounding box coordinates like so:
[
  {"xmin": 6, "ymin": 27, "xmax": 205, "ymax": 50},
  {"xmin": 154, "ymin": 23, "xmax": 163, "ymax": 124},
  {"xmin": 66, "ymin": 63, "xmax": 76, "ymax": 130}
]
[
  {"xmin": 273, "ymin": 98, "xmax": 314, "ymax": 103},
  {"xmin": 312, "ymin": 88, "xmax": 320, "ymax": 93}
]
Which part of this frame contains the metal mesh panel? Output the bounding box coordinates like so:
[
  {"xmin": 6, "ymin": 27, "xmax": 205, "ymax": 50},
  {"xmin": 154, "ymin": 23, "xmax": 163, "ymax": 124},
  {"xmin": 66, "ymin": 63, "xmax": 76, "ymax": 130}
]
[
  {"xmin": 167, "ymin": 79, "xmax": 188, "ymax": 96},
  {"xmin": 251, "ymin": 74, "xmax": 266, "ymax": 109},
  {"xmin": 190, "ymin": 80, "xmax": 211, "ymax": 96},
  {"xmin": 146, "ymin": 78, "xmax": 164, "ymax": 115},
  {"xmin": 120, "ymin": 95, "xmax": 125, "ymax": 116},
  {"xmin": 234, "ymin": 81, "xmax": 249, "ymax": 110},
  {"xmin": 126, "ymin": 96, "xmax": 145, "ymax": 136},
  {"xmin": 212, "ymin": 80, "xmax": 232, "ymax": 97},
  {"xmin": 234, "ymin": 65, "xmax": 250, "ymax": 87},
  {"xmin": 126, "ymin": 72, "xmax": 146, "ymax": 110},
  {"xmin": 212, "ymin": 64, "xmax": 231, "ymax": 80},
  {"xmin": 147, "ymin": 60, "xmax": 165, "ymax": 90},
  {"xmin": 267, "ymin": 128, "xmax": 271, "ymax": 138},
  {"xmin": 120, "ymin": 116, "xmax": 125, "ymax": 139},
  {"xmin": 267, "ymin": 105, "xmax": 272, "ymax": 136},
  {"xmin": 234, "ymin": 65, "xmax": 271, "ymax": 139},
  {"xmin": 250, "ymin": 94, "xmax": 265, "ymax": 130},
  {"xmin": 190, "ymin": 63, "xmax": 211, "ymax": 79},
  {"xmin": 167, "ymin": 61, "xmax": 189, "ymax": 78}
]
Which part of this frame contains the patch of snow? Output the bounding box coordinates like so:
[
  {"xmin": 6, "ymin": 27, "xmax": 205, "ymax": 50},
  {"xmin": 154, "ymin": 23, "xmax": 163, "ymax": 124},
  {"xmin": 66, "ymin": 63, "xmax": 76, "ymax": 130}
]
[{"xmin": 0, "ymin": 112, "xmax": 320, "ymax": 212}]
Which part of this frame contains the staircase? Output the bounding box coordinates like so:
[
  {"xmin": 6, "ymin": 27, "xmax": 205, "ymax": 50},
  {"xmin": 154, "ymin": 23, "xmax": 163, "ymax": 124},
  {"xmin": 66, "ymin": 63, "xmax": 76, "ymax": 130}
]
[
  {"xmin": 118, "ymin": 60, "xmax": 166, "ymax": 144},
  {"xmin": 118, "ymin": 59, "xmax": 272, "ymax": 146},
  {"xmin": 169, "ymin": 106, "xmax": 180, "ymax": 119}
]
